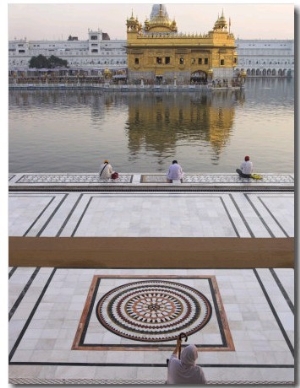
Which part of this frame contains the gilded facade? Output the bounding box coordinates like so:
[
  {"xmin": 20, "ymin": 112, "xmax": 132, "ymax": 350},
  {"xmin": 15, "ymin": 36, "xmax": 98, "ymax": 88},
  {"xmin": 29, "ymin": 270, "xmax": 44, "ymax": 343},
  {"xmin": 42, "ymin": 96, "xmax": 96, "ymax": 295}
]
[{"xmin": 126, "ymin": 4, "xmax": 238, "ymax": 84}]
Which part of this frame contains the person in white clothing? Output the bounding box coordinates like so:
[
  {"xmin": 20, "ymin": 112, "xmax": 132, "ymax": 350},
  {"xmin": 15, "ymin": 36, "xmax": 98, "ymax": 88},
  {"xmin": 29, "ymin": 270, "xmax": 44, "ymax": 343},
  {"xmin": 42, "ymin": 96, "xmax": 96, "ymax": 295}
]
[
  {"xmin": 167, "ymin": 160, "xmax": 184, "ymax": 183},
  {"xmin": 166, "ymin": 337, "xmax": 206, "ymax": 385},
  {"xmin": 99, "ymin": 159, "xmax": 114, "ymax": 179},
  {"xmin": 236, "ymin": 155, "xmax": 253, "ymax": 178}
]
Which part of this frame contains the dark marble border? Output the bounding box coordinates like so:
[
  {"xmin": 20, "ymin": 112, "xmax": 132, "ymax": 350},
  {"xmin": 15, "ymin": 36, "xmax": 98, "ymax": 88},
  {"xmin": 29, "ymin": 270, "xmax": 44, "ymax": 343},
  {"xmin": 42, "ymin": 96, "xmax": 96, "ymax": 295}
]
[
  {"xmin": 9, "ymin": 269, "xmax": 294, "ymax": 371},
  {"xmin": 72, "ymin": 275, "xmax": 234, "ymax": 352}
]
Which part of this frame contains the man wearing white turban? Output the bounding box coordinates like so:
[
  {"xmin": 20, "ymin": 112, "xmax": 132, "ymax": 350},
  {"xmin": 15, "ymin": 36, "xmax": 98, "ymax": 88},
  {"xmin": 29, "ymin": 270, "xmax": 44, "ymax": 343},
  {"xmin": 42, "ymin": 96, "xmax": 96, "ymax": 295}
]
[
  {"xmin": 166, "ymin": 338, "xmax": 207, "ymax": 385},
  {"xmin": 99, "ymin": 159, "xmax": 114, "ymax": 179}
]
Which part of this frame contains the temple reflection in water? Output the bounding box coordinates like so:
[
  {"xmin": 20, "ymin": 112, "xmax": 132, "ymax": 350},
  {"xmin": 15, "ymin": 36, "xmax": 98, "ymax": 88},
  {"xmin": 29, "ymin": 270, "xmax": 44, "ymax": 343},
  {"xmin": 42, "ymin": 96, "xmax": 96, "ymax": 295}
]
[
  {"xmin": 124, "ymin": 90, "xmax": 244, "ymax": 161},
  {"xmin": 10, "ymin": 77, "xmax": 293, "ymax": 174}
]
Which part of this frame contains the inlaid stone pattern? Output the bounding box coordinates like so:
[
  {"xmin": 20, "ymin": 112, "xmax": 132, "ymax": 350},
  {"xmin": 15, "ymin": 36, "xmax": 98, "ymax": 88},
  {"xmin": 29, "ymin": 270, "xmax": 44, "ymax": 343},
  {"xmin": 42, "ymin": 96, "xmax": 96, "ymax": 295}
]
[
  {"xmin": 8, "ymin": 378, "xmax": 295, "ymax": 385},
  {"xmin": 96, "ymin": 280, "xmax": 212, "ymax": 342},
  {"xmin": 10, "ymin": 173, "xmax": 294, "ymax": 185},
  {"xmin": 15, "ymin": 174, "xmax": 133, "ymax": 184},
  {"xmin": 141, "ymin": 174, "xmax": 294, "ymax": 184}
]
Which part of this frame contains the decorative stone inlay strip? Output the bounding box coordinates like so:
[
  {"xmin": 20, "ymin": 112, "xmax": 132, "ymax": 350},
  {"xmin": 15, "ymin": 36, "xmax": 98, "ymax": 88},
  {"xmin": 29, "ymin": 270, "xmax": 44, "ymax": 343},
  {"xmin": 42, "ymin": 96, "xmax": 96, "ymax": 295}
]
[
  {"xmin": 9, "ymin": 173, "xmax": 294, "ymax": 185},
  {"xmin": 15, "ymin": 174, "xmax": 133, "ymax": 184},
  {"xmin": 9, "ymin": 378, "xmax": 294, "ymax": 385},
  {"xmin": 141, "ymin": 174, "xmax": 294, "ymax": 184}
]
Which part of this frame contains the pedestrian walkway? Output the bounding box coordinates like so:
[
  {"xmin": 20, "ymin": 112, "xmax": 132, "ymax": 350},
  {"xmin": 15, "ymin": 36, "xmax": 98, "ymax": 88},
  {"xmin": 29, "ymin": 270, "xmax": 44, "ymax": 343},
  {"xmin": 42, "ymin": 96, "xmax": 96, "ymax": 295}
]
[{"xmin": 8, "ymin": 173, "xmax": 294, "ymax": 385}]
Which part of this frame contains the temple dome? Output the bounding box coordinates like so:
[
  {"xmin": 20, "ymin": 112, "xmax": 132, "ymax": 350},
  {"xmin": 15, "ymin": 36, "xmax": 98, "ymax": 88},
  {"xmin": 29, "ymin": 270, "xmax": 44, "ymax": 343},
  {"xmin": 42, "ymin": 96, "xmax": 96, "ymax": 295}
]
[
  {"xmin": 213, "ymin": 10, "xmax": 228, "ymax": 30},
  {"xmin": 144, "ymin": 4, "xmax": 177, "ymax": 32},
  {"xmin": 150, "ymin": 4, "xmax": 169, "ymax": 19}
]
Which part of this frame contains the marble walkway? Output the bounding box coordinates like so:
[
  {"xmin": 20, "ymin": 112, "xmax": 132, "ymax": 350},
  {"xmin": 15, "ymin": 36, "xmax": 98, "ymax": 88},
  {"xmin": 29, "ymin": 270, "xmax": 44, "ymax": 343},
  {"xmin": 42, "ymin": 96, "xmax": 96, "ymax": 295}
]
[{"xmin": 8, "ymin": 173, "xmax": 295, "ymax": 385}]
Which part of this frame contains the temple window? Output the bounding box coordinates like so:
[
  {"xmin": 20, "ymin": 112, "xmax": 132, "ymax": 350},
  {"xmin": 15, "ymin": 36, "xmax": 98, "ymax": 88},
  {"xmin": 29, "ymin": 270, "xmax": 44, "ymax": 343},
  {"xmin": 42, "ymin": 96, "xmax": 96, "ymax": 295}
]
[
  {"xmin": 165, "ymin": 57, "xmax": 170, "ymax": 64},
  {"xmin": 156, "ymin": 57, "xmax": 162, "ymax": 64},
  {"xmin": 220, "ymin": 59, "xmax": 224, "ymax": 65},
  {"xmin": 198, "ymin": 58, "xmax": 202, "ymax": 65},
  {"xmin": 179, "ymin": 57, "xmax": 184, "ymax": 64},
  {"xmin": 135, "ymin": 58, "xmax": 139, "ymax": 65},
  {"xmin": 204, "ymin": 58, "xmax": 208, "ymax": 65}
]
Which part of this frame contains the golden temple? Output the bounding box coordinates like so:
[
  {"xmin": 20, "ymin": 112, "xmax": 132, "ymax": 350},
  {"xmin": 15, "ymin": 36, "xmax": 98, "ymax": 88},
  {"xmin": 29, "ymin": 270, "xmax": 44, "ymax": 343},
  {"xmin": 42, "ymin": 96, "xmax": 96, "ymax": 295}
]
[{"xmin": 126, "ymin": 4, "xmax": 238, "ymax": 85}]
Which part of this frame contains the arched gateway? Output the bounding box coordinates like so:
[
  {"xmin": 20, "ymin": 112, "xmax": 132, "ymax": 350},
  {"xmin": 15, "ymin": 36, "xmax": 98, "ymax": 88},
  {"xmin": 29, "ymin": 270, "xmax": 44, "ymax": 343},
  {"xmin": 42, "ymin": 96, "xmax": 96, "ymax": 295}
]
[{"xmin": 190, "ymin": 71, "xmax": 207, "ymax": 84}]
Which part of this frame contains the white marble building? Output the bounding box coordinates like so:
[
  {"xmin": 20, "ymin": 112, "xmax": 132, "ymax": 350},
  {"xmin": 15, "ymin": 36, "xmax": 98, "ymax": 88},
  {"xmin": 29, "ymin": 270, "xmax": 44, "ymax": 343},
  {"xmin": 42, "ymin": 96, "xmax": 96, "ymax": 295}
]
[
  {"xmin": 9, "ymin": 29, "xmax": 127, "ymax": 76},
  {"xmin": 235, "ymin": 39, "xmax": 294, "ymax": 78},
  {"xmin": 8, "ymin": 31, "xmax": 294, "ymax": 78}
]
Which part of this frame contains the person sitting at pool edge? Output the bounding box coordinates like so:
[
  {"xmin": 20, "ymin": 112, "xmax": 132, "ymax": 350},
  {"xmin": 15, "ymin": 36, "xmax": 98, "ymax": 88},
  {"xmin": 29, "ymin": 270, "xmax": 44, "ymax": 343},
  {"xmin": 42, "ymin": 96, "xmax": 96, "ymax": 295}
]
[
  {"xmin": 236, "ymin": 155, "xmax": 253, "ymax": 178},
  {"xmin": 167, "ymin": 160, "xmax": 184, "ymax": 183},
  {"xmin": 99, "ymin": 159, "xmax": 114, "ymax": 179}
]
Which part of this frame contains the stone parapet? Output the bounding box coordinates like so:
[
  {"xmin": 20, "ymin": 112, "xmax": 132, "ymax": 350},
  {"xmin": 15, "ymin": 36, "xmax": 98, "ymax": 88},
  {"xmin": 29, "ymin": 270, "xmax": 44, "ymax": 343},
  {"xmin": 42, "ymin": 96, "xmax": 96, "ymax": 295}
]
[{"xmin": 9, "ymin": 173, "xmax": 294, "ymax": 192}]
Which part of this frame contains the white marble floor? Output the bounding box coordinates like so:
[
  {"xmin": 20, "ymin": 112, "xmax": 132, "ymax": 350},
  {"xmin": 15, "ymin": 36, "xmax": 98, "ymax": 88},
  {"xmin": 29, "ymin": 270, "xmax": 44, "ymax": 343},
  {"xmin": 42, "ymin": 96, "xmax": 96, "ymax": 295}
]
[
  {"xmin": 8, "ymin": 177, "xmax": 294, "ymax": 385},
  {"xmin": 9, "ymin": 192, "xmax": 294, "ymax": 238},
  {"xmin": 9, "ymin": 267, "xmax": 294, "ymax": 384}
]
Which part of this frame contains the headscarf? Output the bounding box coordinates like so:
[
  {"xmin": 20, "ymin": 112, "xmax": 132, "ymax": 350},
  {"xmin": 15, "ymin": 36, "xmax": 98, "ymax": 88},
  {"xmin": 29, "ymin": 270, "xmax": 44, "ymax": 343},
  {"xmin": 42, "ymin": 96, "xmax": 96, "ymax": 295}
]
[
  {"xmin": 181, "ymin": 344, "xmax": 198, "ymax": 366},
  {"xmin": 167, "ymin": 345, "xmax": 206, "ymax": 385}
]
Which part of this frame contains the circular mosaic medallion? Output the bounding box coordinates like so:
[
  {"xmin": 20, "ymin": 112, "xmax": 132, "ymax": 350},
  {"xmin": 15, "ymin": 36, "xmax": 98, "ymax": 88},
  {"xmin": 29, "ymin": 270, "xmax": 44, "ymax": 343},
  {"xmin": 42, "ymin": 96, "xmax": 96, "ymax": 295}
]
[{"xmin": 96, "ymin": 280, "xmax": 212, "ymax": 342}]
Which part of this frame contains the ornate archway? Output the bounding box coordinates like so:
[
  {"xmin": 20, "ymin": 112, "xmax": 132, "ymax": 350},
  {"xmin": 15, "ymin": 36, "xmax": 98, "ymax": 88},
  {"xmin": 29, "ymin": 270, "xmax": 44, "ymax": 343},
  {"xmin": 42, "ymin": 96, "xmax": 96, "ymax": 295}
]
[{"xmin": 190, "ymin": 70, "xmax": 207, "ymax": 84}]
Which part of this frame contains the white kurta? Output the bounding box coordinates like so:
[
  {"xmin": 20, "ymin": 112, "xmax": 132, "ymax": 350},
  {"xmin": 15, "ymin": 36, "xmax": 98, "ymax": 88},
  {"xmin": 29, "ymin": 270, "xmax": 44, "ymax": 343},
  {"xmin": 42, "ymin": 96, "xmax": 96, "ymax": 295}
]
[
  {"xmin": 240, "ymin": 160, "xmax": 253, "ymax": 175},
  {"xmin": 167, "ymin": 163, "xmax": 184, "ymax": 180},
  {"xmin": 99, "ymin": 163, "xmax": 113, "ymax": 179}
]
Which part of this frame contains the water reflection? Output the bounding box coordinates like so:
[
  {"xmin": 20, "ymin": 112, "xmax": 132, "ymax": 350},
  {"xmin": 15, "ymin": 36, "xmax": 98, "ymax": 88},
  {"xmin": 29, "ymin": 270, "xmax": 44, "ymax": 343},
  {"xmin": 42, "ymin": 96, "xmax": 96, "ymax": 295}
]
[
  {"xmin": 9, "ymin": 78, "xmax": 293, "ymax": 173},
  {"xmin": 125, "ymin": 91, "xmax": 244, "ymax": 160}
]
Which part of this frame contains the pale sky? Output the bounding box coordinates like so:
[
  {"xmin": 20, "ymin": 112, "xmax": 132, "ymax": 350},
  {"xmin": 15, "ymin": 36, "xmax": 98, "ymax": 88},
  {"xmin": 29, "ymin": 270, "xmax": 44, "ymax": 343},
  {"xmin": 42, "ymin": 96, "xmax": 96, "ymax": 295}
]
[{"xmin": 6, "ymin": 1, "xmax": 295, "ymax": 42}]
